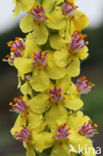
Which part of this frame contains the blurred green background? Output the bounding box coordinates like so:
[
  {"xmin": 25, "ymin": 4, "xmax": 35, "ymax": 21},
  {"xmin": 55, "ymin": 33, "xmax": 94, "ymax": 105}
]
[{"xmin": 0, "ymin": 21, "xmax": 103, "ymax": 156}]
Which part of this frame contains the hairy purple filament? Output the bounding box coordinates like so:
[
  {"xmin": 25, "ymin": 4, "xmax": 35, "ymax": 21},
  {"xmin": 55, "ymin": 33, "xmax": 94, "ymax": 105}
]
[
  {"xmin": 16, "ymin": 126, "xmax": 31, "ymax": 142},
  {"xmin": 49, "ymin": 86, "xmax": 64, "ymax": 102},
  {"xmin": 76, "ymin": 76, "xmax": 93, "ymax": 94},
  {"xmin": 78, "ymin": 122, "xmax": 95, "ymax": 137},
  {"xmin": 61, "ymin": 2, "xmax": 76, "ymax": 16},
  {"xmin": 54, "ymin": 124, "xmax": 70, "ymax": 141},
  {"xmin": 7, "ymin": 38, "xmax": 24, "ymax": 64},
  {"xmin": 30, "ymin": 5, "xmax": 47, "ymax": 22},
  {"xmin": 33, "ymin": 51, "xmax": 48, "ymax": 67},
  {"xmin": 70, "ymin": 31, "xmax": 86, "ymax": 51},
  {"xmin": 9, "ymin": 97, "xmax": 27, "ymax": 113},
  {"xmin": 76, "ymin": 79, "xmax": 91, "ymax": 94}
]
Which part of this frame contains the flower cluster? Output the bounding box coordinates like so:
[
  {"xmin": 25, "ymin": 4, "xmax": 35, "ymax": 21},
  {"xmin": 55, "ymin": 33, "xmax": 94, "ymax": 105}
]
[{"xmin": 6, "ymin": 0, "xmax": 98, "ymax": 156}]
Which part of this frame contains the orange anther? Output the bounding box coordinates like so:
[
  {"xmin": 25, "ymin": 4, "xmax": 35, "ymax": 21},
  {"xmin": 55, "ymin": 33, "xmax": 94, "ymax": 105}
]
[
  {"xmin": 21, "ymin": 128, "xmax": 25, "ymax": 132},
  {"xmin": 8, "ymin": 41, "xmax": 13, "ymax": 47},
  {"xmin": 89, "ymin": 120, "xmax": 93, "ymax": 124},
  {"xmin": 88, "ymin": 82, "xmax": 93, "ymax": 87},
  {"xmin": 14, "ymin": 97, "xmax": 18, "ymax": 102},
  {"xmin": 83, "ymin": 34, "xmax": 87, "ymax": 38},
  {"xmin": 80, "ymin": 76, "xmax": 86, "ymax": 81},
  {"xmin": 88, "ymin": 127, "xmax": 93, "ymax": 130},
  {"xmin": 5, "ymin": 55, "xmax": 10, "ymax": 58},
  {"xmin": 17, "ymin": 138, "xmax": 22, "ymax": 141},
  {"xmin": 68, "ymin": 132, "xmax": 71, "ymax": 135},
  {"xmin": 9, "ymin": 102, "xmax": 13, "ymax": 106},
  {"xmin": 94, "ymin": 124, "xmax": 98, "ymax": 128},
  {"xmin": 64, "ymin": 123, "xmax": 66, "ymax": 126},
  {"xmin": 58, "ymin": 92, "xmax": 62, "ymax": 95},
  {"xmin": 94, "ymin": 129, "xmax": 98, "ymax": 132},
  {"xmin": 15, "ymin": 37, "xmax": 20, "ymax": 40},
  {"xmin": 57, "ymin": 132, "xmax": 61, "ymax": 136},
  {"xmin": 14, "ymin": 131, "xmax": 18, "ymax": 136},
  {"xmin": 50, "ymin": 94, "xmax": 54, "ymax": 97},
  {"xmin": 11, "ymin": 48, "xmax": 17, "ymax": 52},
  {"xmin": 86, "ymin": 41, "xmax": 89, "ymax": 45},
  {"xmin": 20, "ymin": 96, "xmax": 23, "ymax": 101}
]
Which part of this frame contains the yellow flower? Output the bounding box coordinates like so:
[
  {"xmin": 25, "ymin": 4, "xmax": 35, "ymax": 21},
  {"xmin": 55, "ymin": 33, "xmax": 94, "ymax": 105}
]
[
  {"xmin": 10, "ymin": 96, "xmax": 45, "ymax": 136},
  {"xmin": 50, "ymin": 31, "xmax": 89, "ymax": 77},
  {"xmin": 48, "ymin": 1, "xmax": 89, "ymax": 39},
  {"xmin": 14, "ymin": 49, "xmax": 65, "ymax": 91},
  {"xmin": 42, "ymin": 117, "xmax": 95, "ymax": 156},
  {"xmin": 20, "ymin": 0, "xmax": 88, "ymax": 45},
  {"xmin": 67, "ymin": 111, "xmax": 97, "ymax": 155},
  {"xmin": 12, "ymin": 0, "xmax": 34, "ymax": 17},
  {"xmin": 28, "ymin": 81, "xmax": 83, "ymax": 129},
  {"xmin": 20, "ymin": 0, "xmax": 55, "ymax": 45},
  {"xmin": 13, "ymin": 125, "xmax": 50, "ymax": 155}
]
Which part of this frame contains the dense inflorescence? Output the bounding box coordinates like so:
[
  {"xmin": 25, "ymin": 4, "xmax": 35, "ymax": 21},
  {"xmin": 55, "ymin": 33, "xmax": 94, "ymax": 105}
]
[{"xmin": 5, "ymin": 0, "xmax": 98, "ymax": 155}]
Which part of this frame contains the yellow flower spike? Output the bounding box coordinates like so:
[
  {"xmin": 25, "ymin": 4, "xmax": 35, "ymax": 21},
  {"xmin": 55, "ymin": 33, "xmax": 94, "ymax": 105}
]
[
  {"xmin": 7, "ymin": 0, "xmax": 97, "ymax": 155},
  {"xmin": 12, "ymin": 0, "xmax": 35, "ymax": 18}
]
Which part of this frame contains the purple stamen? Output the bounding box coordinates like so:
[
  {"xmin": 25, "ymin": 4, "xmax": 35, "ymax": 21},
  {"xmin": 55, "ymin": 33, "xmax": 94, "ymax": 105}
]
[
  {"xmin": 69, "ymin": 31, "xmax": 88, "ymax": 52},
  {"xmin": 49, "ymin": 86, "xmax": 64, "ymax": 103},
  {"xmin": 61, "ymin": 2, "xmax": 76, "ymax": 16},
  {"xmin": 15, "ymin": 126, "xmax": 31, "ymax": 142},
  {"xmin": 30, "ymin": 5, "xmax": 47, "ymax": 22},
  {"xmin": 7, "ymin": 38, "xmax": 25, "ymax": 64},
  {"xmin": 78, "ymin": 121, "xmax": 96, "ymax": 137},
  {"xmin": 54, "ymin": 124, "xmax": 70, "ymax": 141},
  {"xmin": 76, "ymin": 76, "xmax": 93, "ymax": 94},
  {"xmin": 33, "ymin": 51, "xmax": 48, "ymax": 67},
  {"xmin": 9, "ymin": 97, "xmax": 27, "ymax": 114}
]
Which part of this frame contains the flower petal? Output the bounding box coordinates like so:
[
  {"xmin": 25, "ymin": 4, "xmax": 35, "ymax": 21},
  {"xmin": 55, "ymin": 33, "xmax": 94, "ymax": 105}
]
[
  {"xmin": 31, "ymin": 24, "xmax": 49, "ymax": 45},
  {"xmin": 56, "ymin": 75, "xmax": 71, "ymax": 92},
  {"xmin": 20, "ymin": 83, "xmax": 32, "ymax": 95},
  {"xmin": 45, "ymin": 104, "xmax": 68, "ymax": 130},
  {"xmin": 30, "ymin": 70, "xmax": 50, "ymax": 92},
  {"xmin": 79, "ymin": 46, "xmax": 89, "ymax": 60},
  {"xmin": 54, "ymin": 50, "xmax": 69, "ymax": 68},
  {"xmin": 26, "ymin": 144, "xmax": 35, "ymax": 156},
  {"xmin": 51, "ymin": 144, "xmax": 68, "ymax": 156},
  {"xmin": 25, "ymin": 34, "xmax": 40, "ymax": 57},
  {"xmin": 64, "ymin": 95, "xmax": 83, "ymax": 111},
  {"xmin": 66, "ymin": 58, "xmax": 80, "ymax": 77},
  {"xmin": 14, "ymin": 58, "xmax": 33, "ymax": 76},
  {"xmin": 50, "ymin": 35, "xmax": 66, "ymax": 50},
  {"xmin": 47, "ymin": 53, "xmax": 66, "ymax": 79},
  {"xmin": 47, "ymin": 7, "xmax": 66, "ymax": 30},
  {"xmin": 73, "ymin": 10, "xmax": 90, "ymax": 31},
  {"xmin": 20, "ymin": 15, "xmax": 35, "ymax": 33},
  {"xmin": 29, "ymin": 93, "xmax": 49, "ymax": 113},
  {"xmin": 27, "ymin": 112, "xmax": 45, "ymax": 132}
]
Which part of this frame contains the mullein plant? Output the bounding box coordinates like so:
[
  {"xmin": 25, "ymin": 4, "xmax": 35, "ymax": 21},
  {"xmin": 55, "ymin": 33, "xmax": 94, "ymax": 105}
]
[{"xmin": 4, "ymin": 0, "xmax": 98, "ymax": 155}]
